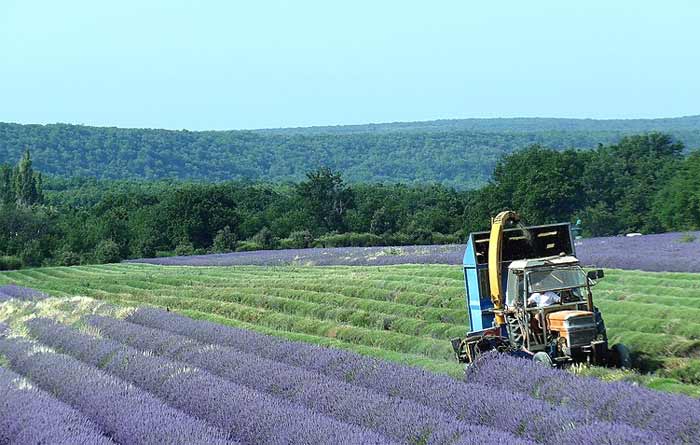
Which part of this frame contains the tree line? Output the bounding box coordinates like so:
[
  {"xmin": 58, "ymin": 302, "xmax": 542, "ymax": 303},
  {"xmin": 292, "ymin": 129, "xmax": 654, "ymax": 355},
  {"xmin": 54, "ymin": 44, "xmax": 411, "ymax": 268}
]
[{"xmin": 0, "ymin": 132, "xmax": 698, "ymax": 269}]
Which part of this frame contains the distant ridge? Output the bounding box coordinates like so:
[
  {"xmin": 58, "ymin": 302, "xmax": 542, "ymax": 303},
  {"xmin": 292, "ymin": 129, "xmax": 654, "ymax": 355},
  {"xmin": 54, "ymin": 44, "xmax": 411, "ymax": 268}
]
[
  {"xmin": 254, "ymin": 115, "xmax": 700, "ymax": 135},
  {"xmin": 1, "ymin": 116, "xmax": 699, "ymax": 188}
]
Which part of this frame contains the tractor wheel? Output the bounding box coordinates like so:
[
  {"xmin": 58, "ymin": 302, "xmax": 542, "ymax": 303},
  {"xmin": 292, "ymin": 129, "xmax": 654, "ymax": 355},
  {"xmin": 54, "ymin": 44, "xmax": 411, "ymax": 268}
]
[
  {"xmin": 506, "ymin": 314, "xmax": 525, "ymax": 349},
  {"xmin": 609, "ymin": 343, "xmax": 632, "ymax": 368},
  {"xmin": 533, "ymin": 351, "xmax": 554, "ymax": 368}
]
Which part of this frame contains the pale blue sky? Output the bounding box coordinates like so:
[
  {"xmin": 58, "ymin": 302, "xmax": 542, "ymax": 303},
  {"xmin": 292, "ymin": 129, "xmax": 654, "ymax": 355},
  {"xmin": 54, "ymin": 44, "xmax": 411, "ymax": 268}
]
[{"xmin": 1, "ymin": 1, "xmax": 698, "ymax": 130}]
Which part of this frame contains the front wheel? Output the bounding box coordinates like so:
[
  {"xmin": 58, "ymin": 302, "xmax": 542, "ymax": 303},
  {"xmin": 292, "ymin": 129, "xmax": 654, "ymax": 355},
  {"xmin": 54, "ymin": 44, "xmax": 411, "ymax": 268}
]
[{"xmin": 609, "ymin": 343, "xmax": 632, "ymax": 368}]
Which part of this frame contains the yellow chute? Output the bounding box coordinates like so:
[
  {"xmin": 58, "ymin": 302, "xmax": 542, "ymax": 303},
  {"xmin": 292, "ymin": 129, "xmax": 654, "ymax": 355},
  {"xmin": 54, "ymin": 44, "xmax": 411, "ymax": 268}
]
[{"xmin": 488, "ymin": 210, "xmax": 520, "ymax": 325}]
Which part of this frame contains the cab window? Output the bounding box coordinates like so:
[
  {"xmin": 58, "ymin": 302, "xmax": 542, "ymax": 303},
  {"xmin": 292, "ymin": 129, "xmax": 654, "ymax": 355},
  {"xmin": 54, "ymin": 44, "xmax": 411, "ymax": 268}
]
[{"xmin": 506, "ymin": 271, "xmax": 523, "ymax": 306}]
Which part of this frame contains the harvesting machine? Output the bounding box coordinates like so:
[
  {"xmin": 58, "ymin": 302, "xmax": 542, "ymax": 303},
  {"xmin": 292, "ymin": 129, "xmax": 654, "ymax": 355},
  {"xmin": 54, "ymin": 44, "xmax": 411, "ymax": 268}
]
[{"xmin": 451, "ymin": 211, "xmax": 630, "ymax": 368}]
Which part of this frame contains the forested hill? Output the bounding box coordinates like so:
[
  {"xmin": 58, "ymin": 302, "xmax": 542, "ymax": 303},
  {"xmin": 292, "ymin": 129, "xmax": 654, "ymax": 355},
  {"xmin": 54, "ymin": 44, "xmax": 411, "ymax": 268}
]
[
  {"xmin": 2, "ymin": 118, "xmax": 700, "ymax": 188},
  {"xmin": 257, "ymin": 115, "xmax": 700, "ymax": 135}
]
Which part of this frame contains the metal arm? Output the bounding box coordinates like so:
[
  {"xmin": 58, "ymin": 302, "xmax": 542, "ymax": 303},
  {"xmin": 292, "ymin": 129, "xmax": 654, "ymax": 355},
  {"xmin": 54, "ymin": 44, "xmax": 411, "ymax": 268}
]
[{"xmin": 488, "ymin": 210, "xmax": 520, "ymax": 325}]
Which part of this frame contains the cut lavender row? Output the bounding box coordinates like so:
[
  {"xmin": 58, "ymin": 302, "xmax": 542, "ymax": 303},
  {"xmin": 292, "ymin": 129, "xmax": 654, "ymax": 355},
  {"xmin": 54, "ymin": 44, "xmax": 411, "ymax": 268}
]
[
  {"xmin": 125, "ymin": 308, "xmax": 664, "ymax": 444},
  {"xmin": 0, "ymin": 366, "xmax": 113, "ymax": 445},
  {"xmin": 0, "ymin": 284, "xmax": 49, "ymax": 302},
  {"xmin": 86, "ymin": 315, "xmax": 534, "ymax": 444},
  {"xmin": 26, "ymin": 318, "xmax": 393, "ymax": 445},
  {"xmin": 465, "ymin": 352, "xmax": 700, "ymax": 443},
  {"xmin": 0, "ymin": 336, "xmax": 232, "ymax": 445},
  {"xmin": 126, "ymin": 244, "xmax": 464, "ymax": 267}
]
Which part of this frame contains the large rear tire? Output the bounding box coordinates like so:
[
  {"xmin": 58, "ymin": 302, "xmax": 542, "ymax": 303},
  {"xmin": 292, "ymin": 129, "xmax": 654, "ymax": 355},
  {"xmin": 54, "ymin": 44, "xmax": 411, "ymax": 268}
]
[
  {"xmin": 506, "ymin": 314, "xmax": 525, "ymax": 349},
  {"xmin": 533, "ymin": 351, "xmax": 554, "ymax": 368},
  {"xmin": 609, "ymin": 343, "xmax": 632, "ymax": 368}
]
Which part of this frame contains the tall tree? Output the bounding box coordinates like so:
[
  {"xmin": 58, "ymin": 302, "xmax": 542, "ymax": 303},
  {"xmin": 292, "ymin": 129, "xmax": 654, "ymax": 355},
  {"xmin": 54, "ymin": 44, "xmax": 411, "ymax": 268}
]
[
  {"xmin": 13, "ymin": 149, "xmax": 43, "ymax": 206},
  {"xmin": 0, "ymin": 164, "xmax": 13, "ymax": 205},
  {"xmin": 486, "ymin": 145, "xmax": 586, "ymax": 225},
  {"xmin": 296, "ymin": 168, "xmax": 354, "ymax": 233},
  {"xmin": 653, "ymin": 151, "xmax": 700, "ymax": 230},
  {"xmin": 581, "ymin": 133, "xmax": 683, "ymax": 234}
]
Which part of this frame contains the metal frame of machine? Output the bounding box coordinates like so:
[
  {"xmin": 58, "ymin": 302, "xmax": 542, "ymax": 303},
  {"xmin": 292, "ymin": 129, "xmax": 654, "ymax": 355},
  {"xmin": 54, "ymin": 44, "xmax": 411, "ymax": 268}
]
[{"xmin": 453, "ymin": 210, "xmax": 630, "ymax": 368}]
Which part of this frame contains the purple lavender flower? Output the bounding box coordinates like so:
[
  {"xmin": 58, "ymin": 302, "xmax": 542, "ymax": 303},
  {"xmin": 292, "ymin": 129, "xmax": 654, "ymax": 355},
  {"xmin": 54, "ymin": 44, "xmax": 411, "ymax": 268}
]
[
  {"xmin": 549, "ymin": 421, "xmax": 666, "ymax": 445},
  {"xmin": 125, "ymin": 231, "xmax": 700, "ymax": 272},
  {"xmin": 575, "ymin": 231, "xmax": 700, "ymax": 272},
  {"xmin": 0, "ymin": 336, "xmax": 233, "ymax": 445},
  {"xmin": 0, "ymin": 366, "xmax": 113, "ymax": 445},
  {"xmin": 86, "ymin": 314, "xmax": 537, "ymax": 444},
  {"xmin": 25, "ymin": 317, "xmax": 395, "ymax": 445},
  {"xmin": 465, "ymin": 352, "xmax": 700, "ymax": 443},
  {"xmin": 125, "ymin": 308, "xmax": 666, "ymax": 444},
  {"xmin": 0, "ymin": 284, "xmax": 49, "ymax": 301},
  {"xmin": 126, "ymin": 244, "xmax": 464, "ymax": 266}
]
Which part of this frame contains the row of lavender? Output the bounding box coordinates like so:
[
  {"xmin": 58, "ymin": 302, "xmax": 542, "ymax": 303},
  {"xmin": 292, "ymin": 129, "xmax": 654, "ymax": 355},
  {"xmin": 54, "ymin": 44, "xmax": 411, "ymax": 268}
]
[
  {"xmin": 0, "ymin": 284, "xmax": 49, "ymax": 302},
  {"xmin": 2, "ymin": 305, "xmax": 699, "ymax": 443},
  {"xmin": 0, "ymin": 364, "xmax": 113, "ymax": 445},
  {"xmin": 123, "ymin": 308, "xmax": 700, "ymax": 443},
  {"xmin": 0, "ymin": 287, "xmax": 236, "ymax": 444},
  {"xmin": 128, "ymin": 231, "xmax": 700, "ymax": 272},
  {"xmin": 0, "ymin": 320, "xmax": 528, "ymax": 445}
]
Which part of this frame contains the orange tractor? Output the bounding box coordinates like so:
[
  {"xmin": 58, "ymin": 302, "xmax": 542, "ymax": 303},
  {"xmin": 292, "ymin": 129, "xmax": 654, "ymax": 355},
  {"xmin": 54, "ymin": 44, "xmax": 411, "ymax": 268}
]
[{"xmin": 451, "ymin": 211, "xmax": 630, "ymax": 368}]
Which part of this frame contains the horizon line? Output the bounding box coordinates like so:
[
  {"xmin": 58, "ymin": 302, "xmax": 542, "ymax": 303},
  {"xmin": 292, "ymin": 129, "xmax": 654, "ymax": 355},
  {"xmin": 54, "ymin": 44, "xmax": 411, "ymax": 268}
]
[{"xmin": 1, "ymin": 113, "xmax": 699, "ymax": 133}]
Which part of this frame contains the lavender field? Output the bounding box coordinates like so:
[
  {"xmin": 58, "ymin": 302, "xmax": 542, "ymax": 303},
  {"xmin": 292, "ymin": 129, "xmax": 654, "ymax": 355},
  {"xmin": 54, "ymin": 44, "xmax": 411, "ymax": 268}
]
[
  {"xmin": 128, "ymin": 231, "xmax": 700, "ymax": 272},
  {"xmin": 1, "ymin": 289, "xmax": 699, "ymax": 444},
  {"xmin": 3, "ymin": 263, "xmax": 700, "ymax": 391}
]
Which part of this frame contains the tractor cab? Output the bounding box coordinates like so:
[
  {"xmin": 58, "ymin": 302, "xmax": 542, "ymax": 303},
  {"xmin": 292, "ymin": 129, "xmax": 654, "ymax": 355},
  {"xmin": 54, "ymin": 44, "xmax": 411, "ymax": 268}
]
[
  {"xmin": 503, "ymin": 256, "xmax": 608, "ymax": 365},
  {"xmin": 506, "ymin": 256, "xmax": 588, "ymax": 307}
]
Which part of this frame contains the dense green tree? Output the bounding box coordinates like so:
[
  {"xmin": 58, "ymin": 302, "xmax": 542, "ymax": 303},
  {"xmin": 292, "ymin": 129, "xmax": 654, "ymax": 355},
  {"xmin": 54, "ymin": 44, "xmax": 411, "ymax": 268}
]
[
  {"xmin": 296, "ymin": 168, "xmax": 354, "ymax": 233},
  {"xmin": 157, "ymin": 185, "xmax": 239, "ymax": 249},
  {"xmin": 581, "ymin": 133, "xmax": 684, "ymax": 234},
  {"xmin": 653, "ymin": 151, "xmax": 700, "ymax": 230},
  {"xmin": 13, "ymin": 149, "xmax": 43, "ymax": 206},
  {"xmin": 127, "ymin": 206, "xmax": 168, "ymax": 258},
  {"xmin": 0, "ymin": 150, "xmax": 44, "ymax": 207},
  {"xmin": 369, "ymin": 206, "xmax": 395, "ymax": 235},
  {"xmin": 252, "ymin": 227, "xmax": 277, "ymax": 250},
  {"xmin": 285, "ymin": 230, "xmax": 314, "ymax": 249},
  {"xmin": 4, "ymin": 120, "xmax": 698, "ymax": 189},
  {"xmin": 0, "ymin": 205, "xmax": 59, "ymax": 267},
  {"xmin": 0, "ymin": 132, "xmax": 696, "ymax": 269},
  {"xmin": 0, "ymin": 164, "xmax": 13, "ymax": 205},
  {"xmin": 94, "ymin": 239, "xmax": 121, "ymax": 264},
  {"xmin": 174, "ymin": 240, "xmax": 196, "ymax": 256},
  {"xmin": 485, "ymin": 146, "xmax": 586, "ymax": 224},
  {"xmin": 212, "ymin": 226, "xmax": 239, "ymax": 253}
]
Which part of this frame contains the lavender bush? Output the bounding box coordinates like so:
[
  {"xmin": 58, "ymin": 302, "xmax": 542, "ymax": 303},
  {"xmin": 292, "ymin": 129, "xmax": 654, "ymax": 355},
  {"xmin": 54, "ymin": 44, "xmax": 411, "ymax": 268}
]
[
  {"xmin": 125, "ymin": 308, "xmax": 664, "ymax": 444},
  {"xmin": 465, "ymin": 352, "xmax": 700, "ymax": 443},
  {"xmin": 26, "ymin": 317, "xmax": 393, "ymax": 445},
  {"xmin": 126, "ymin": 231, "xmax": 700, "ymax": 272},
  {"xmin": 548, "ymin": 421, "xmax": 666, "ymax": 445},
  {"xmin": 0, "ymin": 366, "xmax": 113, "ymax": 445},
  {"xmin": 574, "ymin": 231, "xmax": 700, "ymax": 272},
  {"xmin": 0, "ymin": 336, "xmax": 233, "ymax": 445},
  {"xmin": 0, "ymin": 284, "xmax": 49, "ymax": 302},
  {"xmin": 86, "ymin": 315, "xmax": 539, "ymax": 444}
]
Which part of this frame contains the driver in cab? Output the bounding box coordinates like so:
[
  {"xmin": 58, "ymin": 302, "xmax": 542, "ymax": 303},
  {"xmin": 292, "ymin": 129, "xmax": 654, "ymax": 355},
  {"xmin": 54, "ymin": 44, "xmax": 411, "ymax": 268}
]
[
  {"xmin": 527, "ymin": 290, "xmax": 561, "ymax": 332},
  {"xmin": 527, "ymin": 290, "xmax": 561, "ymax": 307}
]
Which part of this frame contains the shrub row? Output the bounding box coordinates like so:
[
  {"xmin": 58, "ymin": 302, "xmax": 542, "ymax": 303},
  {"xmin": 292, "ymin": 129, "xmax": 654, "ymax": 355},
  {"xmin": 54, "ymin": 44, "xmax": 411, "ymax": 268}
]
[
  {"xmin": 146, "ymin": 287, "xmax": 465, "ymax": 340},
  {"xmin": 94, "ymin": 292, "xmax": 456, "ymax": 360}
]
